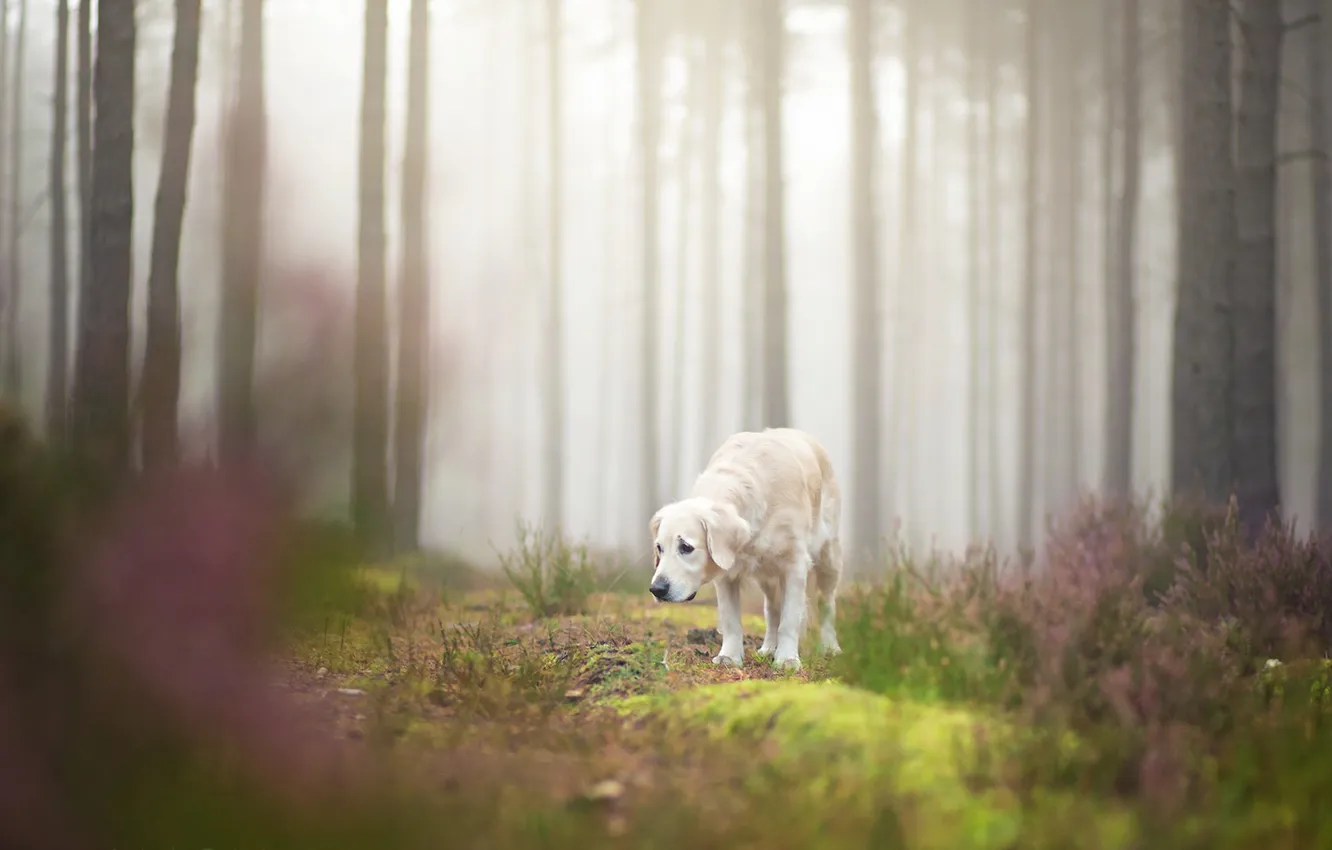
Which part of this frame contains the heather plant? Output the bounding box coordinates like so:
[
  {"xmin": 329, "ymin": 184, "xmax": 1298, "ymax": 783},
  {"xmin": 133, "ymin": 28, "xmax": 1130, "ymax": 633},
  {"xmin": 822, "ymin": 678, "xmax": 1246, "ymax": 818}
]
[{"xmin": 498, "ymin": 520, "xmax": 600, "ymax": 618}]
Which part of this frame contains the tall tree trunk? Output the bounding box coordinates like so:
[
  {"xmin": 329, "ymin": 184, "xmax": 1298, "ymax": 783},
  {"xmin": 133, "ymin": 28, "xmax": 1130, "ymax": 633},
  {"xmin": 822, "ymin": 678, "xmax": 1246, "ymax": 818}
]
[
  {"xmin": 636, "ymin": 0, "xmax": 661, "ymax": 515},
  {"xmin": 893, "ymin": 1, "xmax": 919, "ymax": 545},
  {"xmin": 1171, "ymin": 0, "xmax": 1235, "ymax": 505},
  {"xmin": 848, "ymin": 0, "xmax": 882, "ymax": 558},
  {"xmin": 1230, "ymin": 1, "xmax": 1282, "ymax": 536},
  {"xmin": 1017, "ymin": 0, "xmax": 1041, "ymax": 550},
  {"xmin": 965, "ymin": 0, "xmax": 982, "ymax": 541},
  {"xmin": 1106, "ymin": 0, "xmax": 1138, "ymax": 502},
  {"xmin": 742, "ymin": 44, "xmax": 763, "ymax": 431},
  {"xmin": 71, "ymin": 0, "xmax": 135, "ymax": 476},
  {"xmin": 47, "ymin": 0, "xmax": 70, "ymax": 440},
  {"xmin": 985, "ymin": 0, "xmax": 1002, "ymax": 541},
  {"xmin": 353, "ymin": 0, "xmax": 390, "ymax": 550},
  {"xmin": 1062, "ymin": 10, "xmax": 1083, "ymax": 501},
  {"xmin": 142, "ymin": 0, "xmax": 203, "ymax": 470},
  {"xmin": 595, "ymin": 0, "xmax": 620, "ymax": 539},
  {"xmin": 543, "ymin": 0, "xmax": 565, "ymax": 528},
  {"xmin": 218, "ymin": 0, "xmax": 265, "ymax": 464},
  {"xmin": 670, "ymin": 54, "xmax": 697, "ymax": 494},
  {"xmin": 5, "ymin": 0, "xmax": 26, "ymax": 398},
  {"xmin": 1314, "ymin": 0, "xmax": 1332, "ymax": 529},
  {"xmin": 699, "ymin": 3, "xmax": 723, "ymax": 462},
  {"xmin": 77, "ymin": 0, "xmax": 91, "ymax": 352},
  {"xmin": 759, "ymin": 0, "xmax": 789, "ymax": 427},
  {"xmin": 395, "ymin": 0, "xmax": 429, "ymax": 551},
  {"xmin": 0, "ymin": 0, "xmax": 10, "ymax": 401}
]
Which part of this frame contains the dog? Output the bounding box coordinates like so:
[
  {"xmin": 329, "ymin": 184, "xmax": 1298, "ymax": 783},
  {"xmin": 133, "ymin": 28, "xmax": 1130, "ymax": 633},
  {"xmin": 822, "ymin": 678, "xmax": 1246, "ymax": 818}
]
[{"xmin": 648, "ymin": 427, "xmax": 843, "ymax": 670}]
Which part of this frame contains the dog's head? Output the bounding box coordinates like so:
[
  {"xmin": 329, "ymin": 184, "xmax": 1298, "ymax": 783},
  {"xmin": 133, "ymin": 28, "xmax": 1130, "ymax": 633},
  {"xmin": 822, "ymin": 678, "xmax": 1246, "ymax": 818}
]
[{"xmin": 647, "ymin": 498, "xmax": 751, "ymax": 603}]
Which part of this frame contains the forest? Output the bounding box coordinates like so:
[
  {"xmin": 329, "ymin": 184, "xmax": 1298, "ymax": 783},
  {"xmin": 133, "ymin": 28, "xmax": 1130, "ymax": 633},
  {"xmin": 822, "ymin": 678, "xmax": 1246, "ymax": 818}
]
[{"xmin": 1, "ymin": 1, "xmax": 1330, "ymax": 849}]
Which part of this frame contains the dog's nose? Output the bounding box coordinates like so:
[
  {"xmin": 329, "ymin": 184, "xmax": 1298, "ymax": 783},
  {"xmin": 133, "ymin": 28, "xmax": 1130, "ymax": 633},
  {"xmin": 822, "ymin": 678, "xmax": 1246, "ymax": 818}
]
[{"xmin": 649, "ymin": 579, "xmax": 670, "ymax": 600}]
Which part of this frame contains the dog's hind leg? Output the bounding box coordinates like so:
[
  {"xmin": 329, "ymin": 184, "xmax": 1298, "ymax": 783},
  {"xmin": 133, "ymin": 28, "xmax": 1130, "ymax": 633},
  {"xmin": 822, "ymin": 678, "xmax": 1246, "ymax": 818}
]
[
  {"xmin": 812, "ymin": 540, "xmax": 843, "ymax": 655},
  {"xmin": 756, "ymin": 576, "xmax": 784, "ymax": 657}
]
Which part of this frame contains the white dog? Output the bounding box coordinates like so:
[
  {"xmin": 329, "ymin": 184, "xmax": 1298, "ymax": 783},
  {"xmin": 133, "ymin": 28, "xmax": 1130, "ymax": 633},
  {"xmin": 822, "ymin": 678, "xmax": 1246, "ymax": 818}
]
[{"xmin": 648, "ymin": 427, "xmax": 843, "ymax": 670}]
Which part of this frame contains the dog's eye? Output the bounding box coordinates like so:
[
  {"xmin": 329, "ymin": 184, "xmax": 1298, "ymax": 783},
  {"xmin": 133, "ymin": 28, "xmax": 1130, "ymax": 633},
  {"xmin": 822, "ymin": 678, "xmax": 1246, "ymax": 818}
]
[
  {"xmin": 655, "ymin": 543, "xmax": 663, "ymax": 554},
  {"xmin": 678, "ymin": 541, "xmax": 694, "ymax": 556}
]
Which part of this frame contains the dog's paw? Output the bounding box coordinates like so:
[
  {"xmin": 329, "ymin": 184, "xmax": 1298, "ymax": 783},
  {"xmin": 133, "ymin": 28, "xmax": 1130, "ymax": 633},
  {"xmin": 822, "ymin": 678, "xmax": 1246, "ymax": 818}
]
[
  {"xmin": 712, "ymin": 653, "xmax": 743, "ymax": 667},
  {"xmin": 820, "ymin": 642, "xmax": 843, "ymax": 657},
  {"xmin": 756, "ymin": 644, "xmax": 775, "ymax": 658},
  {"xmin": 774, "ymin": 654, "xmax": 802, "ymax": 671}
]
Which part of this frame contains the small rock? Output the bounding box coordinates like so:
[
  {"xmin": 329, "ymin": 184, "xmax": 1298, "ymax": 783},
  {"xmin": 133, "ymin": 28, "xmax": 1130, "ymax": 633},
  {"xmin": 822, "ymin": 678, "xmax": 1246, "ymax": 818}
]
[
  {"xmin": 585, "ymin": 779, "xmax": 624, "ymax": 802},
  {"xmin": 315, "ymin": 666, "xmax": 329, "ymax": 679},
  {"xmin": 336, "ymin": 687, "xmax": 366, "ymax": 697},
  {"xmin": 564, "ymin": 688, "xmax": 586, "ymax": 703}
]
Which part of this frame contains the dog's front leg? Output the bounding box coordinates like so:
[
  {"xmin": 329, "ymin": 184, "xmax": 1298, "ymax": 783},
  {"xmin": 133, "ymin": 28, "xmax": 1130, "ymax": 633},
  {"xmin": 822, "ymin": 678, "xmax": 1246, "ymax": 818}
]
[
  {"xmin": 712, "ymin": 575, "xmax": 744, "ymax": 667},
  {"xmin": 773, "ymin": 550, "xmax": 810, "ymax": 670}
]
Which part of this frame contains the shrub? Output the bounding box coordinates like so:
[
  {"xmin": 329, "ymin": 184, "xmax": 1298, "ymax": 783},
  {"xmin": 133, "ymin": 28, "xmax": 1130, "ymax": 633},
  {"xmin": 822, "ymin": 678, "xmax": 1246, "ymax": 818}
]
[{"xmin": 498, "ymin": 520, "xmax": 598, "ymax": 618}]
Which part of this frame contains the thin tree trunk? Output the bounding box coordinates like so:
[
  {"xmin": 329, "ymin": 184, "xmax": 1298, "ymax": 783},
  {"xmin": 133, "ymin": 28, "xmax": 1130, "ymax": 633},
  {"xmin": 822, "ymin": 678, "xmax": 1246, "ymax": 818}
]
[
  {"xmin": 595, "ymin": 0, "xmax": 620, "ymax": 539},
  {"xmin": 218, "ymin": 0, "xmax": 265, "ymax": 464},
  {"xmin": 0, "ymin": 0, "xmax": 10, "ymax": 400},
  {"xmin": 1313, "ymin": 0, "xmax": 1332, "ymax": 529},
  {"xmin": 395, "ymin": 0, "xmax": 429, "ymax": 551},
  {"xmin": 965, "ymin": 0, "xmax": 982, "ymax": 541},
  {"xmin": 1017, "ymin": 0, "xmax": 1041, "ymax": 550},
  {"xmin": 353, "ymin": 0, "xmax": 390, "ymax": 550},
  {"xmin": 71, "ymin": 0, "xmax": 135, "ymax": 476},
  {"xmin": 742, "ymin": 54, "xmax": 762, "ymax": 431},
  {"xmin": 4, "ymin": 0, "xmax": 26, "ymax": 398},
  {"xmin": 848, "ymin": 0, "xmax": 882, "ymax": 558},
  {"xmin": 1106, "ymin": 0, "xmax": 1138, "ymax": 502},
  {"xmin": 1063, "ymin": 11, "xmax": 1083, "ymax": 500},
  {"xmin": 1171, "ymin": 0, "xmax": 1235, "ymax": 506},
  {"xmin": 699, "ymin": 2, "xmax": 723, "ymax": 462},
  {"xmin": 142, "ymin": 0, "xmax": 203, "ymax": 470},
  {"xmin": 985, "ymin": 0, "xmax": 1002, "ymax": 542},
  {"xmin": 636, "ymin": 0, "xmax": 661, "ymax": 514},
  {"xmin": 1230, "ymin": 0, "xmax": 1282, "ymax": 536},
  {"xmin": 76, "ymin": 0, "xmax": 91, "ymax": 358},
  {"xmin": 47, "ymin": 0, "xmax": 70, "ymax": 440},
  {"xmin": 670, "ymin": 54, "xmax": 697, "ymax": 493},
  {"xmin": 759, "ymin": 0, "xmax": 789, "ymax": 428},
  {"xmin": 543, "ymin": 0, "xmax": 565, "ymax": 528},
  {"xmin": 894, "ymin": 1, "xmax": 919, "ymax": 545}
]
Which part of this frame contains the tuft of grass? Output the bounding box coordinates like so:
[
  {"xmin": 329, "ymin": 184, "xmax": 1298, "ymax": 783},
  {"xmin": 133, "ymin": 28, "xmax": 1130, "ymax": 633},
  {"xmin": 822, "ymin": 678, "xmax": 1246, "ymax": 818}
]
[{"xmin": 498, "ymin": 521, "xmax": 599, "ymax": 618}]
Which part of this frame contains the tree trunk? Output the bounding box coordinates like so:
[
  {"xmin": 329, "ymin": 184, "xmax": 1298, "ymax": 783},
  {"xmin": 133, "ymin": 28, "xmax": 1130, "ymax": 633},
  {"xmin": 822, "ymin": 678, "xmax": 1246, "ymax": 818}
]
[
  {"xmin": 1314, "ymin": 0, "xmax": 1332, "ymax": 529},
  {"xmin": 1017, "ymin": 0, "xmax": 1041, "ymax": 550},
  {"xmin": 759, "ymin": 0, "xmax": 789, "ymax": 428},
  {"xmin": 670, "ymin": 52, "xmax": 698, "ymax": 494},
  {"xmin": 1230, "ymin": 0, "xmax": 1282, "ymax": 536},
  {"xmin": 848, "ymin": 0, "xmax": 882, "ymax": 558},
  {"xmin": 1171, "ymin": 0, "xmax": 1235, "ymax": 506},
  {"xmin": 699, "ymin": 2, "xmax": 723, "ymax": 462},
  {"xmin": 742, "ymin": 37, "xmax": 763, "ymax": 431},
  {"xmin": 893, "ymin": 1, "xmax": 919, "ymax": 544},
  {"xmin": 395, "ymin": 0, "xmax": 429, "ymax": 551},
  {"xmin": 47, "ymin": 0, "xmax": 70, "ymax": 440},
  {"xmin": 1062, "ymin": 9, "xmax": 1083, "ymax": 502},
  {"xmin": 1105, "ymin": 0, "xmax": 1138, "ymax": 502},
  {"xmin": 353, "ymin": 0, "xmax": 390, "ymax": 550},
  {"xmin": 636, "ymin": 0, "xmax": 661, "ymax": 515},
  {"xmin": 218, "ymin": 0, "xmax": 265, "ymax": 464},
  {"xmin": 0, "ymin": 0, "xmax": 10, "ymax": 402},
  {"xmin": 71, "ymin": 0, "xmax": 135, "ymax": 476},
  {"xmin": 965, "ymin": 0, "xmax": 982, "ymax": 541},
  {"xmin": 142, "ymin": 0, "xmax": 203, "ymax": 470},
  {"xmin": 543, "ymin": 0, "xmax": 565, "ymax": 528},
  {"xmin": 985, "ymin": 0, "xmax": 1002, "ymax": 541},
  {"xmin": 77, "ymin": 0, "xmax": 91, "ymax": 353},
  {"xmin": 5, "ymin": 0, "xmax": 26, "ymax": 398}
]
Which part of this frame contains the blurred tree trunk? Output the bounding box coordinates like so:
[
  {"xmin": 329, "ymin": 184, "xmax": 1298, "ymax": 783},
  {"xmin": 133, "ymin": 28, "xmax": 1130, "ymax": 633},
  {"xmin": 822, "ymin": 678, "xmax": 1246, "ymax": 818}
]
[
  {"xmin": 595, "ymin": 0, "xmax": 620, "ymax": 538},
  {"xmin": 218, "ymin": 0, "xmax": 265, "ymax": 464},
  {"xmin": 543, "ymin": 0, "xmax": 565, "ymax": 528},
  {"xmin": 0, "ymin": 0, "xmax": 9, "ymax": 402},
  {"xmin": 1171, "ymin": 0, "xmax": 1235, "ymax": 506},
  {"xmin": 395, "ymin": 0, "xmax": 429, "ymax": 551},
  {"xmin": 758, "ymin": 0, "xmax": 788, "ymax": 428},
  {"xmin": 142, "ymin": 0, "xmax": 203, "ymax": 470},
  {"xmin": 354, "ymin": 0, "xmax": 390, "ymax": 550},
  {"xmin": 742, "ymin": 18, "xmax": 763, "ymax": 431},
  {"xmin": 47, "ymin": 0, "xmax": 70, "ymax": 440},
  {"xmin": 965, "ymin": 0, "xmax": 982, "ymax": 541},
  {"xmin": 636, "ymin": 0, "xmax": 661, "ymax": 514},
  {"xmin": 71, "ymin": 0, "xmax": 134, "ymax": 475},
  {"xmin": 985, "ymin": 0, "xmax": 1002, "ymax": 541},
  {"xmin": 893, "ymin": 0, "xmax": 919, "ymax": 545},
  {"xmin": 669, "ymin": 56, "xmax": 697, "ymax": 495},
  {"xmin": 848, "ymin": 0, "xmax": 882, "ymax": 558},
  {"xmin": 77, "ymin": 0, "xmax": 91, "ymax": 351},
  {"xmin": 699, "ymin": 2, "xmax": 723, "ymax": 462},
  {"xmin": 1314, "ymin": 0, "xmax": 1332, "ymax": 529},
  {"xmin": 4, "ymin": 0, "xmax": 26, "ymax": 398},
  {"xmin": 1230, "ymin": 0, "xmax": 1282, "ymax": 536},
  {"xmin": 1017, "ymin": 0, "xmax": 1041, "ymax": 550},
  {"xmin": 1062, "ymin": 8, "xmax": 1083, "ymax": 501},
  {"xmin": 1105, "ymin": 0, "xmax": 1138, "ymax": 503}
]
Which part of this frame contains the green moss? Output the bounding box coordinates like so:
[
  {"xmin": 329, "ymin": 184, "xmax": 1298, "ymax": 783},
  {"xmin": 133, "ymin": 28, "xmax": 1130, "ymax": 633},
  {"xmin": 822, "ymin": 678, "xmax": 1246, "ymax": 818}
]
[{"xmin": 613, "ymin": 680, "xmax": 1134, "ymax": 850}]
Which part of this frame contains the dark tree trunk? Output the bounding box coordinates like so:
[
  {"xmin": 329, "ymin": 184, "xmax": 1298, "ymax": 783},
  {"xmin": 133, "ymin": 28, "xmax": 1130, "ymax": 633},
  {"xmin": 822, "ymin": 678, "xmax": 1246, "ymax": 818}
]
[
  {"xmin": 76, "ymin": 0, "xmax": 91, "ymax": 347},
  {"xmin": 0, "ymin": 0, "xmax": 10, "ymax": 401},
  {"xmin": 543, "ymin": 0, "xmax": 565, "ymax": 528},
  {"xmin": 218, "ymin": 0, "xmax": 265, "ymax": 464},
  {"xmin": 1230, "ymin": 0, "xmax": 1282, "ymax": 536},
  {"xmin": 394, "ymin": 0, "xmax": 429, "ymax": 551},
  {"xmin": 1017, "ymin": 0, "xmax": 1041, "ymax": 550},
  {"xmin": 758, "ymin": 0, "xmax": 789, "ymax": 428},
  {"xmin": 1171, "ymin": 0, "xmax": 1235, "ymax": 505},
  {"xmin": 47, "ymin": 0, "xmax": 70, "ymax": 440},
  {"xmin": 636, "ymin": 0, "xmax": 661, "ymax": 514},
  {"xmin": 354, "ymin": 0, "xmax": 390, "ymax": 550},
  {"xmin": 71, "ymin": 0, "xmax": 135, "ymax": 476},
  {"xmin": 1105, "ymin": 0, "xmax": 1139, "ymax": 502},
  {"xmin": 142, "ymin": 0, "xmax": 203, "ymax": 469},
  {"xmin": 1314, "ymin": 0, "xmax": 1332, "ymax": 529},
  {"xmin": 5, "ymin": 0, "xmax": 26, "ymax": 398},
  {"xmin": 848, "ymin": 0, "xmax": 882, "ymax": 557}
]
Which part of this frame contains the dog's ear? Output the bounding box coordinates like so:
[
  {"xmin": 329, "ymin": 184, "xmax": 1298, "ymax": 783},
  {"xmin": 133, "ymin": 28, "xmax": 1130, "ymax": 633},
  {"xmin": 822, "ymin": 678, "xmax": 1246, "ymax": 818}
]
[
  {"xmin": 702, "ymin": 504, "xmax": 750, "ymax": 572},
  {"xmin": 649, "ymin": 508, "xmax": 665, "ymax": 568}
]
